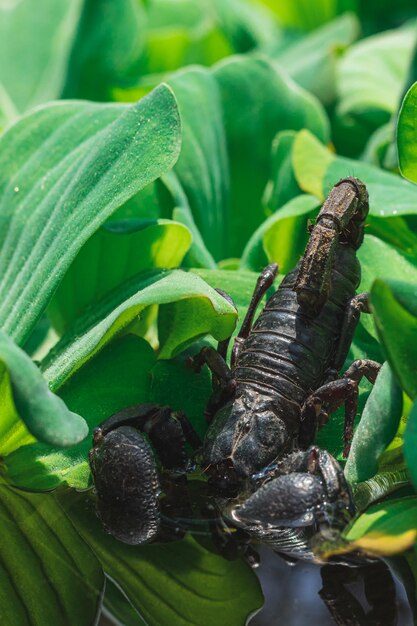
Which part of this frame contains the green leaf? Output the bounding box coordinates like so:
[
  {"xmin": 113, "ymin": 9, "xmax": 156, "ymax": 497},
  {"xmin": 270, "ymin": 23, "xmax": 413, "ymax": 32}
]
[
  {"xmin": 4, "ymin": 335, "xmax": 155, "ymax": 491},
  {"xmin": 293, "ymin": 129, "xmax": 417, "ymax": 217},
  {"xmin": 404, "ymin": 399, "xmax": 417, "ymax": 492},
  {"xmin": 149, "ymin": 344, "xmax": 212, "ymax": 441},
  {"xmin": 60, "ymin": 490, "xmax": 264, "ymax": 626},
  {"xmin": 63, "ymin": 0, "xmax": 147, "ymax": 100},
  {"xmin": 115, "ymin": 58, "xmax": 329, "ymax": 260},
  {"xmin": 190, "ymin": 268, "xmax": 271, "ymax": 378},
  {"xmin": 0, "ymin": 330, "xmax": 87, "ymax": 448},
  {"xmin": 192, "ymin": 268, "xmax": 261, "ymax": 321},
  {"xmin": 0, "ymin": 0, "xmax": 83, "ymax": 122},
  {"xmin": 343, "ymin": 497, "xmax": 417, "ymax": 556},
  {"xmin": 371, "ymin": 278, "xmax": 417, "ymax": 399},
  {"xmin": 398, "ymin": 81, "xmax": 417, "ymax": 184},
  {"xmin": 292, "ymin": 129, "xmax": 333, "ymax": 199},
  {"xmin": 212, "ymin": 0, "xmax": 282, "ymax": 53},
  {"xmin": 48, "ymin": 219, "xmax": 192, "ymax": 334},
  {"xmin": 260, "ymin": 0, "xmax": 357, "ymax": 31},
  {"xmin": 0, "ymin": 478, "xmax": 104, "ymax": 626},
  {"xmin": 264, "ymin": 131, "xmax": 302, "ymax": 211},
  {"xmin": 0, "ymin": 84, "xmax": 181, "ymax": 345},
  {"xmin": 166, "ymin": 67, "xmax": 229, "ymax": 261},
  {"xmin": 104, "ymin": 579, "xmax": 147, "ymax": 626},
  {"xmin": 337, "ymin": 24, "xmax": 416, "ymax": 119},
  {"xmin": 162, "ymin": 172, "xmax": 217, "ymax": 269},
  {"xmin": 214, "ymin": 56, "xmax": 329, "ymax": 256},
  {"xmin": 358, "ymin": 236, "xmax": 417, "ymax": 292},
  {"xmin": 272, "ymin": 13, "xmax": 360, "ymax": 103},
  {"xmin": 345, "ymin": 363, "xmax": 403, "ymax": 483},
  {"xmin": 42, "ymin": 270, "xmax": 237, "ymax": 391},
  {"xmin": 358, "ymin": 235, "xmax": 417, "ymax": 339},
  {"xmin": 240, "ymin": 194, "xmax": 319, "ymax": 273},
  {"xmin": 140, "ymin": 0, "xmax": 233, "ymax": 76}
]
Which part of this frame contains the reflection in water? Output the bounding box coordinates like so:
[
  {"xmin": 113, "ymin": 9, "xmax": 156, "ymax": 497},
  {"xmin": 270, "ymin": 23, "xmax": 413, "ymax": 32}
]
[{"xmin": 250, "ymin": 546, "xmax": 412, "ymax": 626}]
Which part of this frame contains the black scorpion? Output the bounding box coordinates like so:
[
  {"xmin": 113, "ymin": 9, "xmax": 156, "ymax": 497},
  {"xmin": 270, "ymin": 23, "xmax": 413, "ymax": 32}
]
[{"xmin": 89, "ymin": 177, "xmax": 381, "ymax": 561}]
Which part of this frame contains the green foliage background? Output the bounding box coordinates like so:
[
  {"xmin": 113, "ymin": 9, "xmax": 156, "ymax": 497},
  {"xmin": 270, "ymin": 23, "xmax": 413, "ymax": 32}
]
[{"xmin": 2, "ymin": 0, "xmax": 417, "ymax": 624}]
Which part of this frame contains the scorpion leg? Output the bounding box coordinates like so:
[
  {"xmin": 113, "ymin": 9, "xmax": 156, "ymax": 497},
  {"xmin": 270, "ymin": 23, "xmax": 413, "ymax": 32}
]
[
  {"xmin": 214, "ymin": 288, "xmax": 237, "ymax": 361},
  {"xmin": 299, "ymin": 357, "xmax": 381, "ymax": 457},
  {"xmin": 187, "ymin": 345, "xmax": 236, "ymax": 423},
  {"xmin": 187, "ymin": 345, "xmax": 232, "ymax": 382},
  {"xmin": 231, "ymin": 262, "xmax": 278, "ymax": 367},
  {"xmin": 300, "ymin": 378, "xmax": 359, "ymax": 457},
  {"xmin": 89, "ymin": 404, "xmax": 201, "ymax": 545},
  {"xmin": 299, "ymin": 292, "xmax": 380, "ymax": 454},
  {"xmin": 333, "ymin": 292, "xmax": 372, "ymax": 371}
]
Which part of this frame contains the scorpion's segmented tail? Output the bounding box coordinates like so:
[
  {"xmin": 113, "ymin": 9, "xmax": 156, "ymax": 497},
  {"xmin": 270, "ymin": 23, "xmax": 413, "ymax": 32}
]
[{"xmin": 295, "ymin": 177, "xmax": 369, "ymax": 315}]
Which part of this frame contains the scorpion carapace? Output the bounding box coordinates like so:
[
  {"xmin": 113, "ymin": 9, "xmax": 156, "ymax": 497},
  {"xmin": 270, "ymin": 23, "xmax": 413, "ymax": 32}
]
[{"xmin": 89, "ymin": 177, "xmax": 381, "ymax": 561}]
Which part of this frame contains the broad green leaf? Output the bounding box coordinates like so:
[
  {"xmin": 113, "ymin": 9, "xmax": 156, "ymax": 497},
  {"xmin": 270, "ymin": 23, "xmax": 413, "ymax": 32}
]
[
  {"xmin": 293, "ymin": 130, "xmax": 417, "ymax": 218},
  {"xmin": 271, "ymin": 13, "xmax": 360, "ymax": 103},
  {"xmin": 240, "ymin": 194, "xmax": 319, "ymax": 273},
  {"xmin": 212, "ymin": 0, "xmax": 282, "ymax": 53},
  {"xmin": 214, "ymin": 56, "xmax": 329, "ymax": 256},
  {"xmin": 0, "ymin": 0, "xmax": 83, "ymax": 122},
  {"xmin": 192, "ymin": 268, "xmax": 260, "ymax": 320},
  {"xmin": 345, "ymin": 363, "xmax": 403, "ymax": 483},
  {"xmin": 0, "ymin": 364, "xmax": 35, "ymax": 457},
  {"xmin": 191, "ymin": 268, "xmax": 270, "ymax": 366},
  {"xmin": 334, "ymin": 24, "xmax": 416, "ymax": 156},
  {"xmin": 104, "ymin": 579, "xmax": 147, "ymax": 626},
  {"xmin": 337, "ymin": 24, "xmax": 416, "ymax": 119},
  {"xmin": 0, "ymin": 478, "xmax": 104, "ymax": 626},
  {"xmin": 371, "ymin": 278, "xmax": 417, "ymax": 399},
  {"xmin": 398, "ymin": 81, "xmax": 417, "ymax": 184},
  {"xmin": 162, "ymin": 171, "xmax": 217, "ymax": 269},
  {"xmin": 358, "ymin": 236, "xmax": 417, "ymax": 293},
  {"xmin": 358, "ymin": 235, "xmax": 417, "ymax": 339},
  {"xmin": 63, "ymin": 0, "xmax": 147, "ymax": 100},
  {"xmin": 352, "ymin": 469, "xmax": 410, "ymax": 514},
  {"xmin": 263, "ymin": 131, "xmax": 302, "ymax": 211},
  {"xmin": 145, "ymin": 1, "xmax": 232, "ymax": 74},
  {"xmin": 359, "ymin": 1, "xmax": 417, "ymax": 34},
  {"xmin": 0, "ymin": 330, "xmax": 87, "ymax": 448},
  {"xmin": 149, "ymin": 343, "xmax": 212, "ymax": 440},
  {"xmin": 48, "ymin": 219, "xmax": 192, "ymax": 334},
  {"xmin": 42, "ymin": 270, "xmax": 237, "ymax": 391},
  {"xmin": 0, "ymin": 84, "xmax": 181, "ymax": 345},
  {"xmin": 344, "ymin": 497, "xmax": 417, "ymax": 556},
  {"xmin": 404, "ymin": 400, "xmax": 417, "ymax": 492},
  {"xmin": 292, "ymin": 129, "xmax": 332, "ymax": 199},
  {"xmin": 166, "ymin": 67, "xmax": 230, "ymax": 261},
  {"xmin": 5, "ymin": 335, "xmax": 155, "ymax": 490},
  {"xmin": 116, "ymin": 58, "xmax": 329, "ymax": 260},
  {"xmin": 60, "ymin": 490, "xmax": 264, "ymax": 626},
  {"xmin": 259, "ymin": 0, "xmax": 357, "ymax": 31},
  {"xmin": 361, "ymin": 122, "xmax": 395, "ymax": 169}
]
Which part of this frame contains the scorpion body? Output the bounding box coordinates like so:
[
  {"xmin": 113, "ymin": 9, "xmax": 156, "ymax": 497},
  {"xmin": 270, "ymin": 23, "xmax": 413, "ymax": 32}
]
[
  {"xmin": 89, "ymin": 177, "xmax": 380, "ymax": 561},
  {"xmin": 203, "ymin": 244, "xmax": 360, "ymax": 480}
]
